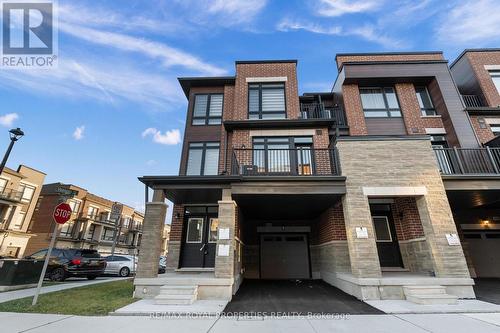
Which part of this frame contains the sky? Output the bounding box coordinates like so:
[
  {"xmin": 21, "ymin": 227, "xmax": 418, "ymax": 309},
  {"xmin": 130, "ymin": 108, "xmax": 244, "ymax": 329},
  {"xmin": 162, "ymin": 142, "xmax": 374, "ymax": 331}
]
[{"xmin": 0, "ymin": 0, "xmax": 499, "ymax": 224}]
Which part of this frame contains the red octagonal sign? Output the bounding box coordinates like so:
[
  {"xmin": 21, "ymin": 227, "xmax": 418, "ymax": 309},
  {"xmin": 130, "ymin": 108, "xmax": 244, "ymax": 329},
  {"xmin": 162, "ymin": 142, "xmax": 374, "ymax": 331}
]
[{"xmin": 53, "ymin": 202, "xmax": 72, "ymax": 224}]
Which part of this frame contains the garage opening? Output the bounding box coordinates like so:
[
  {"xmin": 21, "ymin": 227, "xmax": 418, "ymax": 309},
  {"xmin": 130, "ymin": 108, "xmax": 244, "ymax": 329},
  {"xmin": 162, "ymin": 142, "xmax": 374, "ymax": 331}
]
[{"xmin": 260, "ymin": 233, "xmax": 310, "ymax": 279}]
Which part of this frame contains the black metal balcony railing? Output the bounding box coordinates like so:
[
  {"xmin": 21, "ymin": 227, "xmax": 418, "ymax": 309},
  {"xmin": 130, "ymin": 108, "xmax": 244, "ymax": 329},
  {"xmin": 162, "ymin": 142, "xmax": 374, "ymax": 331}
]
[
  {"xmin": 433, "ymin": 147, "xmax": 500, "ymax": 175},
  {"xmin": 299, "ymin": 102, "xmax": 347, "ymax": 125},
  {"xmin": 231, "ymin": 148, "xmax": 341, "ymax": 176},
  {"xmin": 0, "ymin": 188, "xmax": 23, "ymax": 202},
  {"xmin": 462, "ymin": 95, "xmax": 486, "ymax": 108}
]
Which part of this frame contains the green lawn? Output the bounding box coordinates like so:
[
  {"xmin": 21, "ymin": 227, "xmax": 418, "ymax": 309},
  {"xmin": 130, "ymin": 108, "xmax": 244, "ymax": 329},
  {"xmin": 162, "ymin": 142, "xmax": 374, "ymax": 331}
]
[{"xmin": 0, "ymin": 279, "xmax": 136, "ymax": 316}]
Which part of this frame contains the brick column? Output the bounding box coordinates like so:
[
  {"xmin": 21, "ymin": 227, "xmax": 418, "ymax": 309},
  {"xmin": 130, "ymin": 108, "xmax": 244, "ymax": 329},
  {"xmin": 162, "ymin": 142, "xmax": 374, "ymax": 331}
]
[
  {"xmin": 215, "ymin": 189, "xmax": 236, "ymax": 278},
  {"xmin": 136, "ymin": 190, "xmax": 167, "ymax": 278},
  {"xmin": 342, "ymin": 192, "xmax": 382, "ymax": 278}
]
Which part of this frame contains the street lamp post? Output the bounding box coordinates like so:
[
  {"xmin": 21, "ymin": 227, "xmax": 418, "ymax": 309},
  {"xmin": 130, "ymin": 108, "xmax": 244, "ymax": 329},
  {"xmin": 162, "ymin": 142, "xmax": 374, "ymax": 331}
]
[{"xmin": 0, "ymin": 128, "xmax": 24, "ymax": 175}]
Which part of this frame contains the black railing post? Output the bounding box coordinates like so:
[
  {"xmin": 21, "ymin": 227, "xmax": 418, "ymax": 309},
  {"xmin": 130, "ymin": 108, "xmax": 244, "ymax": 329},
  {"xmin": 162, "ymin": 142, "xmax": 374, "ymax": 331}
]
[
  {"xmin": 486, "ymin": 146, "xmax": 499, "ymax": 174},
  {"xmin": 453, "ymin": 147, "xmax": 465, "ymax": 174}
]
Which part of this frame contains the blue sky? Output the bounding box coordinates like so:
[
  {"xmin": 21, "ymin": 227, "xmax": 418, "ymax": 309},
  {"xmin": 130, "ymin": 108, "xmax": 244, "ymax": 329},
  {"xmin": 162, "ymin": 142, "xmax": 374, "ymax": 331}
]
[{"xmin": 0, "ymin": 0, "xmax": 499, "ymax": 223}]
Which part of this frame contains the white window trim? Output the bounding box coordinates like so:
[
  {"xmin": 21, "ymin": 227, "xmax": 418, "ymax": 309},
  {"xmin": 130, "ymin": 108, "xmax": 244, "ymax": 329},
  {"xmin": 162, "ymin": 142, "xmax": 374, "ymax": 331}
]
[
  {"xmin": 425, "ymin": 128, "xmax": 446, "ymax": 135},
  {"xmin": 246, "ymin": 77, "xmax": 287, "ymax": 83},
  {"xmin": 485, "ymin": 118, "xmax": 500, "ymax": 125},
  {"xmin": 186, "ymin": 217, "xmax": 204, "ymax": 244},
  {"xmin": 484, "ymin": 65, "xmax": 500, "ymax": 70},
  {"xmin": 372, "ymin": 216, "xmax": 393, "ymax": 242}
]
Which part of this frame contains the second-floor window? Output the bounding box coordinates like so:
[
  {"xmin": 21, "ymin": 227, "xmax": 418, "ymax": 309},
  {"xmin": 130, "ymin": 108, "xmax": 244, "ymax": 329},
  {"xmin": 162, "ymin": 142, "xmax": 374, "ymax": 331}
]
[
  {"xmin": 248, "ymin": 83, "xmax": 286, "ymax": 119},
  {"xmin": 59, "ymin": 221, "xmax": 75, "ymax": 237},
  {"xmin": 101, "ymin": 227, "xmax": 114, "ymax": 241},
  {"xmin": 490, "ymin": 70, "xmax": 500, "ymax": 94},
  {"xmin": 68, "ymin": 199, "xmax": 81, "ymax": 215},
  {"xmin": 192, "ymin": 94, "xmax": 223, "ymax": 125},
  {"xmin": 18, "ymin": 183, "xmax": 36, "ymax": 203},
  {"xmin": 87, "ymin": 206, "xmax": 98, "ymax": 219},
  {"xmin": 415, "ymin": 86, "xmax": 437, "ymax": 116},
  {"xmin": 186, "ymin": 142, "xmax": 220, "ymax": 176},
  {"xmin": 360, "ymin": 87, "xmax": 401, "ymax": 118}
]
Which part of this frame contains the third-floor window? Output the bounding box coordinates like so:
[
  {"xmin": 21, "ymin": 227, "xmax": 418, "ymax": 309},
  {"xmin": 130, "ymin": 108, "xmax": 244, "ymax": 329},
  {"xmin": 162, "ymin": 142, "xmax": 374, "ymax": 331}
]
[
  {"xmin": 248, "ymin": 83, "xmax": 286, "ymax": 119},
  {"xmin": 360, "ymin": 87, "xmax": 401, "ymax": 118},
  {"xmin": 415, "ymin": 86, "xmax": 437, "ymax": 116},
  {"xmin": 490, "ymin": 70, "xmax": 500, "ymax": 94},
  {"xmin": 186, "ymin": 142, "xmax": 220, "ymax": 176},
  {"xmin": 192, "ymin": 94, "xmax": 223, "ymax": 125}
]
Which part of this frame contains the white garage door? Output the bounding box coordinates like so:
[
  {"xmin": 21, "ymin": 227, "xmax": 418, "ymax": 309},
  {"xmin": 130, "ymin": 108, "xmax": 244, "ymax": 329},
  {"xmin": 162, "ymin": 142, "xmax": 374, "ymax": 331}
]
[
  {"xmin": 464, "ymin": 232, "xmax": 500, "ymax": 277},
  {"xmin": 260, "ymin": 234, "xmax": 310, "ymax": 279}
]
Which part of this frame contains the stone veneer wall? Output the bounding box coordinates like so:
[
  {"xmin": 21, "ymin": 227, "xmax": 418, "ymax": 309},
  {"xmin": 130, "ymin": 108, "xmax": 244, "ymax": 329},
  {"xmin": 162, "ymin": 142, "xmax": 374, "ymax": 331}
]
[{"xmin": 337, "ymin": 137, "xmax": 471, "ymax": 278}]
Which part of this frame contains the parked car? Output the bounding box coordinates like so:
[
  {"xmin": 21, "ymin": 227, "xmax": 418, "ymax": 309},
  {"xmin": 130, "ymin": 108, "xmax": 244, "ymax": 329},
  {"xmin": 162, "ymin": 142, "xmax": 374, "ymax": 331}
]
[
  {"xmin": 25, "ymin": 248, "xmax": 106, "ymax": 281},
  {"xmin": 104, "ymin": 255, "xmax": 137, "ymax": 277}
]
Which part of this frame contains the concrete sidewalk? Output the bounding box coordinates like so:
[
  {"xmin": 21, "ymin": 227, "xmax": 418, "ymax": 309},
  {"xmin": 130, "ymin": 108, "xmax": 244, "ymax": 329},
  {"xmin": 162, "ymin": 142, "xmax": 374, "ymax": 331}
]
[
  {"xmin": 3, "ymin": 312, "xmax": 500, "ymax": 333},
  {"xmin": 0, "ymin": 277, "xmax": 126, "ymax": 304}
]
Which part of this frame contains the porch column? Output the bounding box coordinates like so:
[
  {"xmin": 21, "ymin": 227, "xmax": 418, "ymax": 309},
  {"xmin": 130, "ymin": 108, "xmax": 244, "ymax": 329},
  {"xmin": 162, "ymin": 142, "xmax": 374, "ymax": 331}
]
[
  {"xmin": 342, "ymin": 191, "xmax": 382, "ymax": 278},
  {"xmin": 215, "ymin": 189, "xmax": 236, "ymax": 278},
  {"xmin": 416, "ymin": 194, "xmax": 470, "ymax": 277},
  {"xmin": 136, "ymin": 189, "xmax": 168, "ymax": 278}
]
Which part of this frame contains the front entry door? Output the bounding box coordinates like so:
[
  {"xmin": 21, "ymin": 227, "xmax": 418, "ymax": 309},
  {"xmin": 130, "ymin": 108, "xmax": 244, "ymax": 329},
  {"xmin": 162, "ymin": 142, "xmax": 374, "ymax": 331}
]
[
  {"xmin": 370, "ymin": 204, "xmax": 403, "ymax": 268},
  {"xmin": 180, "ymin": 215, "xmax": 218, "ymax": 268}
]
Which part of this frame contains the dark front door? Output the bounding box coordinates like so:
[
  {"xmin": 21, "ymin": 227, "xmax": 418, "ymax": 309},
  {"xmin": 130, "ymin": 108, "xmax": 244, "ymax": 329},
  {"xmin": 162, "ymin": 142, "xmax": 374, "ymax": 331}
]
[
  {"xmin": 370, "ymin": 204, "xmax": 403, "ymax": 268},
  {"xmin": 180, "ymin": 212, "xmax": 218, "ymax": 268}
]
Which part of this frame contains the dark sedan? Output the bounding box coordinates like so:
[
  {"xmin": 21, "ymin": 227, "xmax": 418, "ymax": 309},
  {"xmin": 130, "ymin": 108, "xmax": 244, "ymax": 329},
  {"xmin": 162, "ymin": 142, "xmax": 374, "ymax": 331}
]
[{"xmin": 25, "ymin": 248, "xmax": 106, "ymax": 281}]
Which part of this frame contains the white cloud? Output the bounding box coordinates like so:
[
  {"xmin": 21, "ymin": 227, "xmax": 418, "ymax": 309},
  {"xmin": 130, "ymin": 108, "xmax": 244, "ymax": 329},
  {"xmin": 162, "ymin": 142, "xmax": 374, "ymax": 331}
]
[
  {"xmin": 436, "ymin": 0, "xmax": 500, "ymax": 45},
  {"xmin": 207, "ymin": 0, "xmax": 268, "ymax": 24},
  {"xmin": 277, "ymin": 19, "xmax": 404, "ymax": 48},
  {"xmin": 73, "ymin": 125, "xmax": 85, "ymax": 140},
  {"xmin": 0, "ymin": 113, "xmax": 19, "ymax": 127},
  {"xmin": 142, "ymin": 128, "xmax": 182, "ymax": 145},
  {"xmin": 315, "ymin": 0, "xmax": 382, "ymax": 17}
]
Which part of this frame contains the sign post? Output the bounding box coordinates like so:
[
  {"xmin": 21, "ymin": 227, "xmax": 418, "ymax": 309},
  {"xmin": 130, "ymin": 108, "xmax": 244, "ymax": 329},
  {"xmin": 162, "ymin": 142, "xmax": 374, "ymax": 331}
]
[
  {"xmin": 32, "ymin": 202, "xmax": 72, "ymax": 306},
  {"xmin": 109, "ymin": 202, "xmax": 123, "ymax": 258}
]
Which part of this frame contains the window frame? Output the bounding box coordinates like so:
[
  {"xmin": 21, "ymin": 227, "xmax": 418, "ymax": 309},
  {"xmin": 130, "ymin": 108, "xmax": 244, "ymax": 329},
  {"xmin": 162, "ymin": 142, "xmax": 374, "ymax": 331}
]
[
  {"xmin": 59, "ymin": 221, "xmax": 75, "ymax": 237},
  {"xmin": 489, "ymin": 70, "xmax": 500, "ymax": 94},
  {"xmin": 248, "ymin": 82, "xmax": 287, "ymax": 120},
  {"xmin": 490, "ymin": 125, "xmax": 500, "ymax": 136},
  {"xmin": 192, "ymin": 93, "xmax": 223, "ymax": 126},
  {"xmin": 18, "ymin": 183, "xmax": 36, "ymax": 203},
  {"xmin": 185, "ymin": 142, "xmax": 220, "ymax": 176},
  {"xmin": 415, "ymin": 86, "xmax": 437, "ymax": 116},
  {"xmin": 359, "ymin": 87, "xmax": 402, "ymax": 118}
]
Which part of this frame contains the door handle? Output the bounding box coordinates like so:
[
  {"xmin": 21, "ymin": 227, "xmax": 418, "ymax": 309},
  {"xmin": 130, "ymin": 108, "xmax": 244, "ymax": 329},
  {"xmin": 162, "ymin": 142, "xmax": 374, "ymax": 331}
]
[{"xmin": 199, "ymin": 243, "xmax": 206, "ymax": 251}]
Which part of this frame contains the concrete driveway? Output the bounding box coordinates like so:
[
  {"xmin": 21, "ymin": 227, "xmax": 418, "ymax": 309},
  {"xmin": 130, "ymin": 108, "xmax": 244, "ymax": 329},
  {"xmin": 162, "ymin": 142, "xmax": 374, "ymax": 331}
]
[{"xmin": 223, "ymin": 279, "xmax": 383, "ymax": 315}]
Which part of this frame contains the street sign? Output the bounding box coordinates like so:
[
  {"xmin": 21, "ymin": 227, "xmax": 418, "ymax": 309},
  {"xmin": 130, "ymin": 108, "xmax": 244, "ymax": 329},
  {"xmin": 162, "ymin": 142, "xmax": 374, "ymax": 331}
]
[
  {"xmin": 110, "ymin": 202, "xmax": 123, "ymax": 222},
  {"xmin": 32, "ymin": 202, "xmax": 73, "ymax": 306},
  {"xmin": 55, "ymin": 186, "xmax": 78, "ymax": 197},
  {"xmin": 53, "ymin": 202, "xmax": 72, "ymax": 224}
]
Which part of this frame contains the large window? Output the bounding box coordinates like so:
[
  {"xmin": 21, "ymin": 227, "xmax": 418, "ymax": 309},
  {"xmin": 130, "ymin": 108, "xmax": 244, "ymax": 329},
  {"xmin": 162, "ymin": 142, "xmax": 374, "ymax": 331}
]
[
  {"xmin": 490, "ymin": 70, "xmax": 500, "ymax": 94},
  {"xmin": 360, "ymin": 87, "xmax": 401, "ymax": 118},
  {"xmin": 59, "ymin": 221, "xmax": 75, "ymax": 237},
  {"xmin": 248, "ymin": 83, "xmax": 286, "ymax": 119},
  {"xmin": 68, "ymin": 199, "xmax": 81, "ymax": 214},
  {"xmin": 18, "ymin": 183, "xmax": 36, "ymax": 203},
  {"xmin": 415, "ymin": 86, "xmax": 437, "ymax": 116},
  {"xmin": 87, "ymin": 206, "xmax": 99, "ymax": 219},
  {"xmin": 186, "ymin": 142, "xmax": 220, "ymax": 176},
  {"xmin": 192, "ymin": 94, "xmax": 223, "ymax": 125},
  {"xmin": 101, "ymin": 227, "xmax": 115, "ymax": 241}
]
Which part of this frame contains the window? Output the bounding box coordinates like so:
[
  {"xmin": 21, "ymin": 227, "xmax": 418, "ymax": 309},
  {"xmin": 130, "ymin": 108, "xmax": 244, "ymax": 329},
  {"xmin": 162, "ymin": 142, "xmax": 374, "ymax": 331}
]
[
  {"xmin": 59, "ymin": 221, "xmax": 75, "ymax": 237},
  {"xmin": 12, "ymin": 211, "xmax": 25, "ymax": 230},
  {"xmin": 18, "ymin": 183, "xmax": 36, "ymax": 203},
  {"xmin": 87, "ymin": 206, "xmax": 99, "ymax": 219},
  {"xmin": 186, "ymin": 142, "xmax": 220, "ymax": 176},
  {"xmin": 490, "ymin": 125, "xmax": 500, "ymax": 136},
  {"xmin": 430, "ymin": 135, "xmax": 448, "ymax": 147},
  {"xmin": 101, "ymin": 227, "xmax": 115, "ymax": 241},
  {"xmin": 0, "ymin": 178, "xmax": 7, "ymax": 193},
  {"xmin": 360, "ymin": 87, "xmax": 401, "ymax": 118},
  {"xmin": 186, "ymin": 218, "xmax": 203, "ymax": 243},
  {"xmin": 30, "ymin": 249, "xmax": 48, "ymax": 260},
  {"xmin": 192, "ymin": 94, "xmax": 223, "ymax": 125},
  {"xmin": 98, "ymin": 211, "xmax": 109, "ymax": 222},
  {"xmin": 86, "ymin": 224, "xmax": 96, "ymax": 240},
  {"xmin": 248, "ymin": 83, "xmax": 286, "ymax": 119},
  {"xmin": 372, "ymin": 216, "xmax": 392, "ymax": 242},
  {"xmin": 490, "ymin": 70, "xmax": 500, "ymax": 94},
  {"xmin": 68, "ymin": 199, "xmax": 81, "ymax": 214},
  {"xmin": 252, "ymin": 137, "xmax": 313, "ymax": 174},
  {"xmin": 415, "ymin": 86, "xmax": 437, "ymax": 116}
]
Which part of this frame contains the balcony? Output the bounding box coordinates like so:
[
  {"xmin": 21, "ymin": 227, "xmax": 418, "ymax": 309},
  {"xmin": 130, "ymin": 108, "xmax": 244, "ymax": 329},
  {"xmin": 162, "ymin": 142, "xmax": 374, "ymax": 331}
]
[
  {"xmin": 0, "ymin": 188, "xmax": 23, "ymax": 202},
  {"xmin": 299, "ymin": 102, "xmax": 347, "ymax": 125},
  {"xmin": 231, "ymin": 148, "xmax": 341, "ymax": 176},
  {"xmin": 433, "ymin": 147, "xmax": 500, "ymax": 175},
  {"xmin": 461, "ymin": 95, "xmax": 486, "ymax": 108}
]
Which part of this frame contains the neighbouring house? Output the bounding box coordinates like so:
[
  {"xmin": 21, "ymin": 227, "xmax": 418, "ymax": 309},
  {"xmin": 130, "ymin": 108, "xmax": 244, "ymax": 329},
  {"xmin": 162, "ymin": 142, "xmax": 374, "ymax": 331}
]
[
  {"xmin": 449, "ymin": 48, "xmax": 500, "ymax": 278},
  {"xmin": 161, "ymin": 224, "xmax": 170, "ymax": 256},
  {"xmin": 0, "ymin": 165, "xmax": 45, "ymax": 258},
  {"xmin": 25, "ymin": 183, "xmax": 144, "ymax": 256},
  {"xmin": 134, "ymin": 51, "xmax": 500, "ymax": 306}
]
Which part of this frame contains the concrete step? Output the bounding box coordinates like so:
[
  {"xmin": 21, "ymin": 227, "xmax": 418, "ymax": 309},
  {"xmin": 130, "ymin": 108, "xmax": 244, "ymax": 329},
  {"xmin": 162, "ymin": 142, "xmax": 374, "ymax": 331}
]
[
  {"xmin": 403, "ymin": 285, "xmax": 447, "ymax": 296},
  {"xmin": 155, "ymin": 285, "xmax": 198, "ymax": 305},
  {"xmin": 403, "ymin": 285, "xmax": 458, "ymax": 305}
]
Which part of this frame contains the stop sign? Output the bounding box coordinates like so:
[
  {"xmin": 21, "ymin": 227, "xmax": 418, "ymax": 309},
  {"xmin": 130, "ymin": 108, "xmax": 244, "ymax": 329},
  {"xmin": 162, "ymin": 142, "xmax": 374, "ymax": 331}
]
[{"xmin": 53, "ymin": 202, "xmax": 72, "ymax": 224}]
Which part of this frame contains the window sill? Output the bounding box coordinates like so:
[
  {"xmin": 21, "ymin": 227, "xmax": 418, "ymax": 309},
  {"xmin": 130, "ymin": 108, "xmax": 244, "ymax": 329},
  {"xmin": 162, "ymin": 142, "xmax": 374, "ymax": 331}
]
[{"xmin": 421, "ymin": 115, "xmax": 441, "ymax": 118}]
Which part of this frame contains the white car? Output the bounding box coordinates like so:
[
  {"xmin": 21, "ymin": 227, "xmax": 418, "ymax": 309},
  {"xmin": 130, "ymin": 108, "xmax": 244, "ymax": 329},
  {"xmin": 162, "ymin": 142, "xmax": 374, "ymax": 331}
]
[{"xmin": 104, "ymin": 255, "xmax": 137, "ymax": 277}]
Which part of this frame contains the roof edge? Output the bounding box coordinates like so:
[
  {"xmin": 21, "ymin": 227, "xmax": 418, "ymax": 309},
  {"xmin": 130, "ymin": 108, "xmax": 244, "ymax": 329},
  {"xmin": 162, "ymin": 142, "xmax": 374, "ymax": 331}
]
[
  {"xmin": 235, "ymin": 60, "xmax": 297, "ymax": 65},
  {"xmin": 450, "ymin": 48, "xmax": 500, "ymax": 68}
]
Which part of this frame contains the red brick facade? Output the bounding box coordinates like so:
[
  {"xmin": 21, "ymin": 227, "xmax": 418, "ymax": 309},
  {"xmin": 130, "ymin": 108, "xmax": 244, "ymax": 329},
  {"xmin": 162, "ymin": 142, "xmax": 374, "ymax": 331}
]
[
  {"xmin": 464, "ymin": 51, "xmax": 500, "ymax": 107},
  {"xmin": 470, "ymin": 116, "xmax": 498, "ymax": 144},
  {"xmin": 170, "ymin": 204, "xmax": 184, "ymax": 242},
  {"xmin": 313, "ymin": 204, "xmax": 347, "ymax": 244},
  {"xmin": 392, "ymin": 198, "xmax": 425, "ymax": 241}
]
